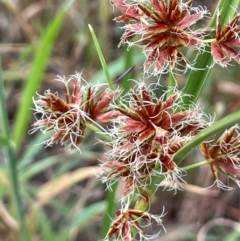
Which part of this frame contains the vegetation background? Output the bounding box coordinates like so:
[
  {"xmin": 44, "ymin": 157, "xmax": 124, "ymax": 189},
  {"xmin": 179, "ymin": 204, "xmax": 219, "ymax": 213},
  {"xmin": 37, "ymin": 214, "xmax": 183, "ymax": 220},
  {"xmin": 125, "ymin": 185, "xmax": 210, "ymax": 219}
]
[{"xmin": 0, "ymin": 0, "xmax": 240, "ymax": 240}]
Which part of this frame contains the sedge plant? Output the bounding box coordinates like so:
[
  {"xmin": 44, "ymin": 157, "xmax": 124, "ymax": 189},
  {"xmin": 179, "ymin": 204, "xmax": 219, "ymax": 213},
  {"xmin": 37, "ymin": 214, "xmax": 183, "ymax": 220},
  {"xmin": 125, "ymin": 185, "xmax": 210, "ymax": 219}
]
[
  {"xmin": 31, "ymin": 0, "xmax": 240, "ymax": 240},
  {"xmin": 1, "ymin": 0, "xmax": 240, "ymax": 240}
]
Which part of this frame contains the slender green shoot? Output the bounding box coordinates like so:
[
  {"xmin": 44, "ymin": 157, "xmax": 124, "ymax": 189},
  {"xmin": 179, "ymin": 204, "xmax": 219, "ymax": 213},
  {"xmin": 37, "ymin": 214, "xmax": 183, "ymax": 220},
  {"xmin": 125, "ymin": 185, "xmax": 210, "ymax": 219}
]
[
  {"xmin": 88, "ymin": 24, "xmax": 114, "ymax": 90},
  {"xmin": 0, "ymin": 58, "xmax": 30, "ymax": 241},
  {"xmin": 89, "ymin": 24, "xmax": 119, "ymax": 238},
  {"xmin": 122, "ymin": 47, "xmax": 134, "ymax": 95}
]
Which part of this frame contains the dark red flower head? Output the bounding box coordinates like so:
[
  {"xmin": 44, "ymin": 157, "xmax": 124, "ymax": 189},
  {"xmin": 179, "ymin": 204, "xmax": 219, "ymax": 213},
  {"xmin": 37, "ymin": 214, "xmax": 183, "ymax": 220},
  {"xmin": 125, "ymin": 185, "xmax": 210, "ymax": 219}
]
[
  {"xmin": 211, "ymin": 13, "xmax": 240, "ymax": 67},
  {"xmin": 30, "ymin": 73, "xmax": 119, "ymax": 150},
  {"xmin": 104, "ymin": 208, "xmax": 165, "ymax": 241},
  {"xmin": 201, "ymin": 125, "xmax": 240, "ymax": 189},
  {"xmin": 100, "ymin": 82, "xmax": 211, "ymax": 196},
  {"xmin": 112, "ymin": 0, "xmax": 210, "ymax": 75}
]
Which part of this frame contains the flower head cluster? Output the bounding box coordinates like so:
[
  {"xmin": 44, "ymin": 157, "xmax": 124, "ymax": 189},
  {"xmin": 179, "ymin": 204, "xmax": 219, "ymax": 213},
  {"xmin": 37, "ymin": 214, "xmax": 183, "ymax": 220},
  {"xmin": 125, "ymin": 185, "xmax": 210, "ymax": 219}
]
[
  {"xmin": 112, "ymin": 0, "xmax": 210, "ymax": 75},
  {"xmin": 103, "ymin": 208, "xmax": 165, "ymax": 241},
  {"xmin": 201, "ymin": 125, "xmax": 240, "ymax": 190},
  {"xmin": 211, "ymin": 13, "xmax": 240, "ymax": 67},
  {"xmin": 100, "ymin": 82, "xmax": 210, "ymax": 199},
  {"xmin": 30, "ymin": 73, "xmax": 119, "ymax": 149},
  {"xmin": 28, "ymin": 1, "xmax": 240, "ymax": 240}
]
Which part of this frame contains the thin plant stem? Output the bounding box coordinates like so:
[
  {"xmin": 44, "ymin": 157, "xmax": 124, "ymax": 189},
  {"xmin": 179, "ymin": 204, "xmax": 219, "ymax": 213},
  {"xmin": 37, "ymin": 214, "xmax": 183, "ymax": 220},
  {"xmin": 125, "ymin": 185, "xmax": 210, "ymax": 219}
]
[
  {"xmin": 0, "ymin": 57, "xmax": 30, "ymax": 241},
  {"xmin": 182, "ymin": 159, "xmax": 215, "ymax": 171},
  {"xmin": 100, "ymin": 182, "xmax": 118, "ymax": 239},
  {"xmin": 167, "ymin": 71, "xmax": 176, "ymax": 97},
  {"xmin": 88, "ymin": 122, "xmax": 118, "ymax": 238},
  {"xmin": 88, "ymin": 24, "xmax": 114, "ymax": 90},
  {"xmin": 88, "ymin": 25, "xmax": 119, "ymax": 237},
  {"xmin": 122, "ymin": 47, "xmax": 134, "ymax": 95},
  {"xmin": 87, "ymin": 123, "xmax": 112, "ymax": 142}
]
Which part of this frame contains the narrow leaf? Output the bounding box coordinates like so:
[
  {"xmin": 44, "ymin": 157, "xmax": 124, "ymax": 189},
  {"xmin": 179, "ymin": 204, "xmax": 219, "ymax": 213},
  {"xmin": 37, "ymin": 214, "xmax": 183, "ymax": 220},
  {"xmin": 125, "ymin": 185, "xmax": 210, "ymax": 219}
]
[{"xmin": 88, "ymin": 24, "xmax": 114, "ymax": 90}]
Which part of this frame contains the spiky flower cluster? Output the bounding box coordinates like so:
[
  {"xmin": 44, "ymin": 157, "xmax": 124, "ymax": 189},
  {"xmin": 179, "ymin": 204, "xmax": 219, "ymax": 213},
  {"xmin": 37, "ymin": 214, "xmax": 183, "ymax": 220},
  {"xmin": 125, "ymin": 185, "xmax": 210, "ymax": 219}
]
[
  {"xmin": 201, "ymin": 125, "xmax": 240, "ymax": 190},
  {"xmin": 31, "ymin": 76, "xmax": 212, "ymax": 239},
  {"xmin": 112, "ymin": 0, "xmax": 210, "ymax": 75},
  {"xmin": 211, "ymin": 12, "xmax": 240, "ymax": 67},
  {"xmin": 100, "ymin": 82, "xmax": 211, "ymax": 200},
  {"xmin": 29, "ymin": 1, "xmax": 240, "ymax": 241},
  {"xmin": 112, "ymin": 0, "xmax": 240, "ymax": 75},
  {"xmin": 103, "ymin": 208, "xmax": 165, "ymax": 241},
  {"xmin": 30, "ymin": 73, "xmax": 119, "ymax": 149}
]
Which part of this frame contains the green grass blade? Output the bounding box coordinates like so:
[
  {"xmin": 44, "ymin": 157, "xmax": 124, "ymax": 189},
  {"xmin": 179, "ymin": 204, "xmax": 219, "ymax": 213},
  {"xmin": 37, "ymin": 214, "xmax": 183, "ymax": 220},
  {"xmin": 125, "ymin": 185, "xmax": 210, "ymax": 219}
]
[
  {"xmin": 99, "ymin": 49, "xmax": 136, "ymax": 238},
  {"xmin": 182, "ymin": 0, "xmax": 240, "ymax": 104},
  {"xmin": 224, "ymin": 230, "xmax": 240, "ymax": 241},
  {"xmin": 0, "ymin": 59, "xmax": 11, "ymax": 140},
  {"xmin": 88, "ymin": 24, "xmax": 114, "ymax": 90},
  {"xmin": 100, "ymin": 182, "xmax": 118, "ymax": 239},
  {"xmin": 0, "ymin": 135, "xmax": 11, "ymax": 146},
  {"xmin": 173, "ymin": 111, "xmax": 240, "ymax": 165},
  {"xmin": 121, "ymin": 47, "xmax": 135, "ymax": 95},
  {"xmin": 69, "ymin": 200, "xmax": 106, "ymax": 229},
  {"xmin": 13, "ymin": 0, "xmax": 76, "ymax": 149},
  {"xmin": 37, "ymin": 209, "xmax": 56, "ymax": 240},
  {"xmin": 89, "ymin": 24, "xmax": 132, "ymax": 238},
  {"xmin": 167, "ymin": 71, "xmax": 176, "ymax": 97},
  {"xmin": 0, "ymin": 58, "xmax": 30, "ymax": 240},
  {"xmin": 90, "ymin": 52, "xmax": 144, "ymax": 84}
]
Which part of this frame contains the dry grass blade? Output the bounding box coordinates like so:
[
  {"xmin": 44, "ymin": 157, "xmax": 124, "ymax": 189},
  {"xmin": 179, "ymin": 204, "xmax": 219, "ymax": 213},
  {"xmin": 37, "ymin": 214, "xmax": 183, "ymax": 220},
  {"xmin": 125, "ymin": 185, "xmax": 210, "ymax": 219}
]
[
  {"xmin": 181, "ymin": 183, "xmax": 219, "ymax": 197},
  {"xmin": 0, "ymin": 201, "xmax": 19, "ymax": 230},
  {"xmin": 32, "ymin": 166, "xmax": 101, "ymax": 209},
  {"xmin": 160, "ymin": 181, "xmax": 219, "ymax": 197}
]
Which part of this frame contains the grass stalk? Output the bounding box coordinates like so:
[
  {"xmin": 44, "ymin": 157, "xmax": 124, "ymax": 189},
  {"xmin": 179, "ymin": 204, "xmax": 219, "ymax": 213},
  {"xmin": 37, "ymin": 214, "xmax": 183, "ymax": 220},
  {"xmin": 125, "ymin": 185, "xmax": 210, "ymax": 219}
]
[
  {"xmin": 0, "ymin": 57, "xmax": 30, "ymax": 241},
  {"xmin": 89, "ymin": 24, "xmax": 118, "ymax": 238}
]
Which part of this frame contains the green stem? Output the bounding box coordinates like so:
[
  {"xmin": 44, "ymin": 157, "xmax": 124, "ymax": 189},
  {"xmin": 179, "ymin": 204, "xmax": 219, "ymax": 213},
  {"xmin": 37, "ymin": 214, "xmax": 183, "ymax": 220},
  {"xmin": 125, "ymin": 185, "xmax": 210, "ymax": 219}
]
[
  {"xmin": 87, "ymin": 123, "xmax": 111, "ymax": 142},
  {"xmin": 0, "ymin": 135, "xmax": 14, "ymax": 146},
  {"xmin": 88, "ymin": 24, "xmax": 120, "ymax": 239},
  {"xmin": 100, "ymin": 182, "xmax": 118, "ymax": 238},
  {"xmin": 182, "ymin": 159, "xmax": 215, "ymax": 171},
  {"xmin": 0, "ymin": 58, "xmax": 30, "ymax": 240},
  {"xmin": 134, "ymin": 162, "xmax": 163, "ymax": 211},
  {"xmin": 167, "ymin": 71, "xmax": 176, "ymax": 97},
  {"xmin": 122, "ymin": 47, "xmax": 134, "ymax": 95},
  {"xmin": 87, "ymin": 122, "xmax": 118, "ymax": 238},
  {"xmin": 87, "ymin": 122, "xmax": 119, "ymax": 239},
  {"xmin": 174, "ymin": 110, "xmax": 240, "ymax": 165}
]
